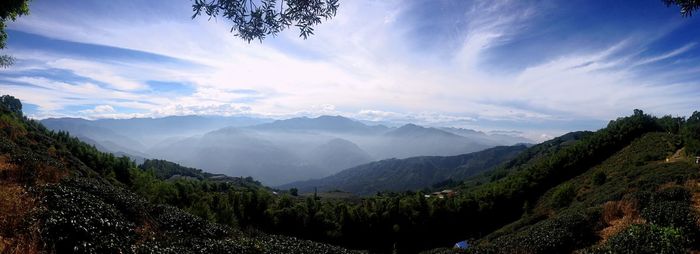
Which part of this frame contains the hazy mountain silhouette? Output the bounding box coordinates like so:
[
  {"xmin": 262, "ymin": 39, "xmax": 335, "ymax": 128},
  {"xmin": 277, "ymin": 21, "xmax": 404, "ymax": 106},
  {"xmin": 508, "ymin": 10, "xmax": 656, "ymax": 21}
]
[
  {"xmin": 41, "ymin": 115, "xmax": 532, "ymax": 185},
  {"xmin": 280, "ymin": 144, "xmax": 528, "ymax": 195}
]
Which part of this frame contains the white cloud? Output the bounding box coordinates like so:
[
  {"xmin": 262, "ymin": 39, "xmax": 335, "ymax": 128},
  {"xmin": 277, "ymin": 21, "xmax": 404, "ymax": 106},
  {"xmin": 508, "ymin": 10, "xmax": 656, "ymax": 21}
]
[{"xmin": 81, "ymin": 105, "xmax": 115, "ymax": 114}]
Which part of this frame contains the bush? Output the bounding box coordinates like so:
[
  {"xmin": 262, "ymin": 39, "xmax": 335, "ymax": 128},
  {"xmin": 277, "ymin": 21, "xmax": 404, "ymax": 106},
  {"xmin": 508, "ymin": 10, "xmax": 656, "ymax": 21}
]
[
  {"xmin": 640, "ymin": 200, "xmax": 698, "ymax": 245},
  {"xmin": 551, "ymin": 183, "xmax": 576, "ymax": 208},
  {"xmin": 475, "ymin": 210, "xmax": 601, "ymax": 253},
  {"xmin": 592, "ymin": 171, "xmax": 606, "ymax": 186},
  {"xmin": 604, "ymin": 224, "xmax": 686, "ymax": 254}
]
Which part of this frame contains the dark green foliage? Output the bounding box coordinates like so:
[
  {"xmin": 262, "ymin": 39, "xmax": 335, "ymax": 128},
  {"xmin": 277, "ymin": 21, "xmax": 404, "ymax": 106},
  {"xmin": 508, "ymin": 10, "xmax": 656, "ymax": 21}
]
[
  {"xmin": 603, "ymin": 224, "xmax": 686, "ymax": 254},
  {"xmin": 0, "ymin": 95, "xmax": 21, "ymax": 115},
  {"xmin": 474, "ymin": 210, "xmax": 602, "ymax": 254},
  {"xmin": 657, "ymin": 115, "xmax": 685, "ymax": 134},
  {"xmin": 664, "ymin": 0, "xmax": 700, "ymax": 16},
  {"xmin": 38, "ymin": 178, "xmax": 363, "ymax": 254},
  {"xmin": 642, "ymin": 201, "xmax": 697, "ymax": 231},
  {"xmin": 465, "ymin": 130, "xmax": 698, "ymax": 253},
  {"xmin": 551, "ymin": 183, "xmax": 576, "ymax": 208},
  {"xmin": 682, "ymin": 111, "xmax": 700, "ymax": 156},
  {"xmin": 40, "ymin": 179, "xmax": 140, "ymax": 253},
  {"xmin": 592, "ymin": 171, "xmax": 606, "ymax": 185},
  {"xmin": 139, "ymin": 159, "xmax": 208, "ymax": 179},
  {"xmin": 0, "ymin": 0, "xmax": 29, "ymax": 67},
  {"xmin": 290, "ymin": 187, "xmax": 299, "ymax": 196},
  {"xmin": 191, "ymin": 0, "xmax": 339, "ymax": 42}
]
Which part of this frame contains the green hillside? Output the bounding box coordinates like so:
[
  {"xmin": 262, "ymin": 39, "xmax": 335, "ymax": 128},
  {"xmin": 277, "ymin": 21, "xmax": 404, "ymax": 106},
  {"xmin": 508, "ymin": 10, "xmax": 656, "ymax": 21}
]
[{"xmin": 459, "ymin": 132, "xmax": 699, "ymax": 253}]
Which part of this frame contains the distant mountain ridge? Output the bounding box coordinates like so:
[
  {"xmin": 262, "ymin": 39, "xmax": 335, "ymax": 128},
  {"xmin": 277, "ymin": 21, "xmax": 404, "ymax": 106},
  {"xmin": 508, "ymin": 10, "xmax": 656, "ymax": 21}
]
[
  {"xmin": 41, "ymin": 115, "xmax": 533, "ymax": 185},
  {"xmin": 280, "ymin": 144, "xmax": 529, "ymax": 195},
  {"xmin": 386, "ymin": 123, "xmax": 460, "ymax": 138},
  {"xmin": 252, "ymin": 115, "xmax": 388, "ymax": 134}
]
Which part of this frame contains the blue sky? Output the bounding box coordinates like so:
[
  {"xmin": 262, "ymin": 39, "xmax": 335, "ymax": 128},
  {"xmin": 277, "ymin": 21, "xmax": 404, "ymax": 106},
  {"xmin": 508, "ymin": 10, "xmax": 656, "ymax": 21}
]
[{"xmin": 1, "ymin": 0, "xmax": 699, "ymax": 141}]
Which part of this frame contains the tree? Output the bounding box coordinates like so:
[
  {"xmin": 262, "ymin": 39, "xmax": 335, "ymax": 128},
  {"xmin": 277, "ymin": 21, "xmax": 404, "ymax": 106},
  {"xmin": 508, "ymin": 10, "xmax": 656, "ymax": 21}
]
[
  {"xmin": 191, "ymin": 0, "xmax": 339, "ymax": 43},
  {"xmin": 289, "ymin": 187, "xmax": 298, "ymax": 196},
  {"xmin": 0, "ymin": 95, "xmax": 22, "ymax": 115},
  {"xmin": 664, "ymin": 0, "xmax": 700, "ymax": 16},
  {"xmin": 682, "ymin": 111, "xmax": 700, "ymax": 156},
  {"xmin": 0, "ymin": 0, "xmax": 30, "ymax": 67}
]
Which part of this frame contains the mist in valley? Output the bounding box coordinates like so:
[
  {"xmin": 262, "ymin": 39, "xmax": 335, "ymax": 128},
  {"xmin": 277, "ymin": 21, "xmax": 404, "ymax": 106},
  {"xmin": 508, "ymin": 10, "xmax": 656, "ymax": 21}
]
[{"xmin": 42, "ymin": 115, "xmax": 532, "ymax": 185}]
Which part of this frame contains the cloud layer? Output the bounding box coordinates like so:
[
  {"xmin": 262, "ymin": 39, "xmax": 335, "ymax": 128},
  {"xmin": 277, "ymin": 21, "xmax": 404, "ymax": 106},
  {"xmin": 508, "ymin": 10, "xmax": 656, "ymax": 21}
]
[{"xmin": 1, "ymin": 0, "xmax": 699, "ymax": 141}]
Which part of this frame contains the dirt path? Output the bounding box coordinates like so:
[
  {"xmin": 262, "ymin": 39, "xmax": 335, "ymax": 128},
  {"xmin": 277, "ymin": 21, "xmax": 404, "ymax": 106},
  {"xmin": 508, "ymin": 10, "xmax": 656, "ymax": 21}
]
[{"xmin": 665, "ymin": 148, "xmax": 685, "ymax": 163}]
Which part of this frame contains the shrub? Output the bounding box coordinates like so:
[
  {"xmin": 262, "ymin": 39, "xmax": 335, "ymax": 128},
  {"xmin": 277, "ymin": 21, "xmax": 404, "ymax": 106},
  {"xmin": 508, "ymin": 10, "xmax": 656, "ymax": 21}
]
[
  {"xmin": 592, "ymin": 171, "xmax": 607, "ymax": 186},
  {"xmin": 605, "ymin": 224, "xmax": 686, "ymax": 254},
  {"xmin": 551, "ymin": 183, "xmax": 576, "ymax": 208}
]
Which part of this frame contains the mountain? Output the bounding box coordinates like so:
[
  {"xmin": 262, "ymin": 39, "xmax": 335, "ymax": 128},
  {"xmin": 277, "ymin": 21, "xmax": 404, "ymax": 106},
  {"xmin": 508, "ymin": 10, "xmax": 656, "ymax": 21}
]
[
  {"xmin": 41, "ymin": 117, "xmax": 149, "ymax": 159},
  {"xmin": 41, "ymin": 115, "xmax": 513, "ymax": 184},
  {"xmin": 306, "ymin": 138, "xmax": 373, "ymax": 175},
  {"xmin": 252, "ymin": 115, "xmax": 388, "ymax": 134},
  {"xmin": 147, "ymin": 126, "xmax": 325, "ymax": 186},
  {"xmin": 280, "ymin": 144, "xmax": 528, "ymax": 195},
  {"xmin": 144, "ymin": 117, "xmax": 509, "ymax": 185},
  {"xmin": 385, "ymin": 123, "xmax": 458, "ymax": 138},
  {"xmin": 41, "ymin": 115, "xmax": 273, "ymax": 147},
  {"xmin": 370, "ymin": 123, "xmax": 490, "ymax": 158},
  {"xmin": 441, "ymin": 127, "xmax": 534, "ymax": 145}
]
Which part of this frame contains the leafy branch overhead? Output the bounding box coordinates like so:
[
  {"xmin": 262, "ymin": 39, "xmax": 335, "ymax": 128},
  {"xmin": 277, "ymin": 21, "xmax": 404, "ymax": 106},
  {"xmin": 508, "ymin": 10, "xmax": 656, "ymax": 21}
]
[
  {"xmin": 664, "ymin": 0, "xmax": 700, "ymax": 16},
  {"xmin": 0, "ymin": 0, "xmax": 30, "ymax": 67},
  {"xmin": 192, "ymin": 0, "xmax": 339, "ymax": 43}
]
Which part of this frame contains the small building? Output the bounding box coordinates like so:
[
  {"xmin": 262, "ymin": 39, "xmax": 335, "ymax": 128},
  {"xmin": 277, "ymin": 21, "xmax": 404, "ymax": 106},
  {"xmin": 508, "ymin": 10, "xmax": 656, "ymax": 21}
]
[
  {"xmin": 441, "ymin": 189, "xmax": 457, "ymax": 197},
  {"xmin": 429, "ymin": 189, "xmax": 458, "ymax": 199}
]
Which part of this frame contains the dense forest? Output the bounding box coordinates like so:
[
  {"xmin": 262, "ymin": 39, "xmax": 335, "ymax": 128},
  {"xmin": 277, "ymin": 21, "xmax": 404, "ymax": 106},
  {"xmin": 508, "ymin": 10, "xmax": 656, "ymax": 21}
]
[{"xmin": 1, "ymin": 95, "xmax": 699, "ymax": 253}]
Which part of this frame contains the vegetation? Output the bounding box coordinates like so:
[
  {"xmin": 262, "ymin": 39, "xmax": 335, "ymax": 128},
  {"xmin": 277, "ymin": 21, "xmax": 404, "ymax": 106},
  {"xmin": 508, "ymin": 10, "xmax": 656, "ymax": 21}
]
[
  {"xmin": 191, "ymin": 0, "xmax": 339, "ymax": 42},
  {"xmin": 0, "ymin": 0, "xmax": 30, "ymax": 67},
  {"xmin": 665, "ymin": 0, "xmax": 700, "ymax": 16}
]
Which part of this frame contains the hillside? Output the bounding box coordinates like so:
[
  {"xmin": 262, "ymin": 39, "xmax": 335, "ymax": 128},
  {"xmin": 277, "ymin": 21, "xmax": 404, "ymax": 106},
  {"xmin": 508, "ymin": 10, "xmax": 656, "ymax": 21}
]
[
  {"xmin": 0, "ymin": 95, "xmax": 361, "ymax": 253},
  {"xmin": 280, "ymin": 144, "xmax": 528, "ymax": 195},
  {"xmin": 463, "ymin": 132, "xmax": 699, "ymax": 253}
]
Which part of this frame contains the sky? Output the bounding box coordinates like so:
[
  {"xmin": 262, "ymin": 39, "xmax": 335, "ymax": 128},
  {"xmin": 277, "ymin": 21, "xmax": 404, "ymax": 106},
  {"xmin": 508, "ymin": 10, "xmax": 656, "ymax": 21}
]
[{"xmin": 1, "ymin": 0, "xmax": 699, "ymax": 141}]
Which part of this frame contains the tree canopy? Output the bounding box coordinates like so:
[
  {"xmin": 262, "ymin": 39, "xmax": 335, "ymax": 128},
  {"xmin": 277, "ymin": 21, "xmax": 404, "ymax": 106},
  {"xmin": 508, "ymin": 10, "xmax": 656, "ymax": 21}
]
[
  {"xmin": 191, "ymin": 0, "xmax": 338, "ymax": 43},
  {"xmin": 664, "ymin": 0, "xmax": 700, "ymax": 16},
  {"xmin": 0, "ymin": 0, "xmax": 30, "ymax": 67}
]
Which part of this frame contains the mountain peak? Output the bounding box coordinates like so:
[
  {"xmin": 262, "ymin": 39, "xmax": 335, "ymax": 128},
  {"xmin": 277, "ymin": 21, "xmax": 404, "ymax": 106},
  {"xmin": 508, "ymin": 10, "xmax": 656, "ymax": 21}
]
[
  {"xmin": 387, "ymin": 123, "xmax": 459, "ymax": 138},
  {"xmin": 253, "ymin": 115, "xmax": 379, "ymax": 133}
]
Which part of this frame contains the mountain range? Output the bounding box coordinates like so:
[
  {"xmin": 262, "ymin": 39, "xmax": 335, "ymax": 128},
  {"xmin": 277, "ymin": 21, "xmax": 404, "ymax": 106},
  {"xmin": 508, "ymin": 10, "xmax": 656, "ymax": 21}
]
[{"xmin": 41, "ymin": 115, "xmax": 533, "ymax": 185}]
